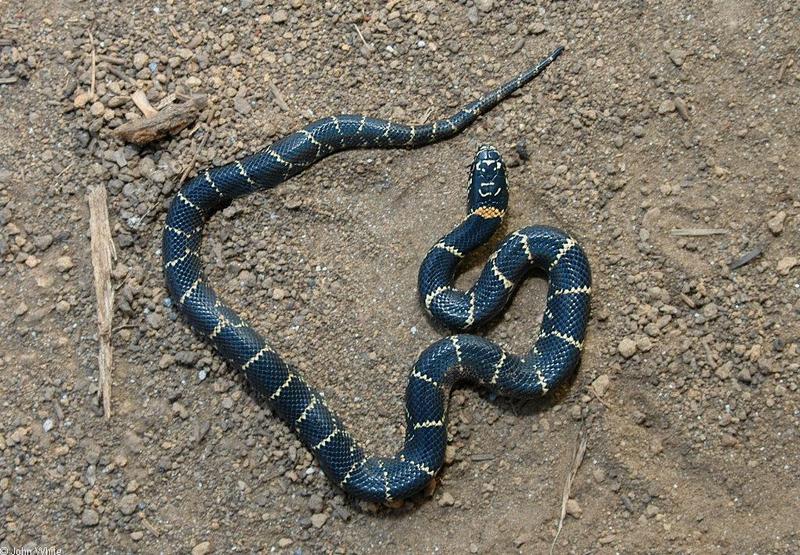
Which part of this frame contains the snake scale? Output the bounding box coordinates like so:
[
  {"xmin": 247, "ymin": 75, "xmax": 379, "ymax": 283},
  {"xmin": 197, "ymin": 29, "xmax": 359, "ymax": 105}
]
[{"xmin": 162, "ymin": 46, "xmax": 592, "ymax": 502}]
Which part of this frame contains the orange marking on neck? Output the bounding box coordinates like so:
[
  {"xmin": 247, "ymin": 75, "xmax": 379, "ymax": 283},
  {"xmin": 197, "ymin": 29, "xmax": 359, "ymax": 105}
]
[{"xmin": 470, "ymin": 206, "xmax": 505, "ymax": 219}]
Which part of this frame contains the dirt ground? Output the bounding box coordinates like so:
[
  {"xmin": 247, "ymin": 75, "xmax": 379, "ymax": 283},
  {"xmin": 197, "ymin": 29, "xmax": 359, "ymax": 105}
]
[{"xmin": 1, "ymin": 0, "xmax": 798, "ymax": 553}]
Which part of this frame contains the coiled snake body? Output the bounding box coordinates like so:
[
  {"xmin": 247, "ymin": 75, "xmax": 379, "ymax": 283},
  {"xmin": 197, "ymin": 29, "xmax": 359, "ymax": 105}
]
[{"xmin": 163, "ymin": 46, "xmax": 591, "ymax": 502}]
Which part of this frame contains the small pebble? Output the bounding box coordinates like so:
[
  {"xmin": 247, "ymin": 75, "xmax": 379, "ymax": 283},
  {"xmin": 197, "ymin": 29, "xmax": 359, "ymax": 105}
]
[
  {"xmin": 618, "ymin": 338, "xmax": 637, "ymax": 359},
  {"xmin": 191, "ymin": 541, "xmax": 212, "ymax": 555},
  {"xmin": 311, "ymin": 512, "xmax": 328, "ymax": 528}
]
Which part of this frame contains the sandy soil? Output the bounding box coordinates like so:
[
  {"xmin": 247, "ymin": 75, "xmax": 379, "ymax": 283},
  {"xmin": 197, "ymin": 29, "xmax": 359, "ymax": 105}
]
[{"xmin": 0, "ymin": 1, "xmax": 798, "ymax": 553}]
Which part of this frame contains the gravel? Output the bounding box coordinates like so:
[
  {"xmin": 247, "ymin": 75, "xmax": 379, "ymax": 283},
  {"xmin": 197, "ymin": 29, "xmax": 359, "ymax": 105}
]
[{"xmin": 0, "ymin": 1, "xmax": 797, "ymax": 554}]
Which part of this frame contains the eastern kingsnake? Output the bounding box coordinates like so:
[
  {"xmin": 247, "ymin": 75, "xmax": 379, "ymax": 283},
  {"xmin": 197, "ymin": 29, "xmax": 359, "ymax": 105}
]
[{"xmin": 163, "ymin": 46, "xmax": 591, "ymax": 502}]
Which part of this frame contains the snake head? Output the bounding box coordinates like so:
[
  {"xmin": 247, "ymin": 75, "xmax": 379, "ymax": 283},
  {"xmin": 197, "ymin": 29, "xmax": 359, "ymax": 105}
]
[{"xmin": 468, "ymin": 145, "xmax": 509, "ymax": 212}]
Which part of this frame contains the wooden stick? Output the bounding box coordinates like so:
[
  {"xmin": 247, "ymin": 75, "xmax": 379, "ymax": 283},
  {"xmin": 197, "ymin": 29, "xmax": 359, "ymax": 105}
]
[
  {"xmin": 88, "ymin": 186, "xmax": 116, "ymax": 419},
  {"xmin": 131, "ymin": 90, "xmax": 159, "ymax": 118},
  {"xmin": 354, "ymin": 23, "xmax": 371, "ymax": 52},
  {"xmin": 669, "ymin": 228, "xmax": 728, "ymax": 237},
  {"xmin": 550, "ymin": 430, "xmax": 588, "ymax": 554},
  {"xmin": 113, "ymin": 94, "xmax": 207, "ymax": 145},
  {"xmin": 88, "ymin": 31, "xmax": 97, "ymax": 98},
  {"xmin": 267, "ymin": 80, "xmax": 290, "ymax": 112}
]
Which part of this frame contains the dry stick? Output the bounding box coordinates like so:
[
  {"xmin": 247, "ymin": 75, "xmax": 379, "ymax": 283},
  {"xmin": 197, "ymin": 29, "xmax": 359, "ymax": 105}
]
[
  {"xmin": 106, "ymin": 65, "xmax": 136, "ymax": 86},
  {"xmin": 98, "ymin": 54, "xmax": 126, "ymax": 65},
  {"xmin": 354, "ymin": 23, "xmax": 371, "ymax": 51},
  {"xmin": 178, "ymin": 130, "xmax": 209, "ymax": 185},
  {"xmin": 88, "ymin": 31, "xmax": 97, "ymax": 98},
  {"xmin": 268, "ymin": 80, "xmax": 290, "ymax": 112},
  {"xmin": 113, "ymin": 94, "xmax": 207, "ymax": 145},
  {"xmin": 131, "ymin": 90, "xmax": 159, "ymax": 118},
  {"xmin": 550, "ymin": 430, "xmax": 588, "ymax": 555},
  {"xmin": 88, "ymin": 186, "xmax": 117, "ymax": 419},
  {"xmin": 669, "ymin": 228, "xmax": 728, "ymax": 237}
]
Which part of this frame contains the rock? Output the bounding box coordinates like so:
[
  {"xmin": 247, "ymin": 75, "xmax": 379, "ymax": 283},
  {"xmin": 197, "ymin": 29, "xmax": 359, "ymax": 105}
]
[
  {"xmin": 466, "ymin": 6, "xmax": 478, "ymax": 25},
  {"xmin": 14, "ymin": 301, "xmax": 28, "ymax": 316},
  {"xmin": 230, "ymin": 51, "xmax": 244, "ymax": 65},
  {"xmin": 74, "ymin": 91, "xmax": 93, "ymax": 109},
  {"xmin": 777, "ymin": 256, "xmax": 798, "ymax": 275},
  {"xmin": 272, "ymin": 8, "xmax": 289, "ymax": 23},
  {"xmin": 636, "ymin": 336, "xmax": 652, "ymax": 352},
  {"xmin": 34, "ymin": 233, "xmax": 53, "ymax": 251},
  {"xmin": 668, "ymin": 48, "xmax": 686, "ymax": 67},
  {"xmin": 566, "ymin": 498, "xmax": 582, "ymax": 518},
  {"xmin": 191, "ymin": 541, "xmax": 212, "ymax": 555},
  {"xmin": 592, "ymin": 468, "xmax": 606, "ymax": 483},
  {"xmin": 81, "ymin": 508, "xmax": 100, "ymax": 526},
  {"xmin": 737, "ymin": 368, "xmax": 752, "ymax": 383},
  {"xmin": 89, "ymin": 101, "xmax": 105, "ymax": 117},
  {"xmin": 768, "ymin": 211, "xmax": 786, "ymax": 235},
  {"xmin": 658, "ymin": 99, "xmax": 675, "ymax": 114},
  {"xmin": 55, "ymin": 256, "xmax": 74, "ymax": 272},
  {"xmin": 531, "ymin": 22, "xmax": 546, "ymax": 35},
  {"xmin": 475, "ymin": 0, "xmax": 493, "ymax": 12},
  {"xmin": 278, "ymin": 538, "xmax": 293, "ymax": 548},
  {"xmin": 618, "ymin": 337, "xmax": 637, "ymax": 359},
  {"xmin": 592, "ymin": 374, "xmax": 610, "ymax": 396},
  {"xmin": 233, "ymin": 96, "xmax": 251, "ymax": 115},
  {"xmin": 310, "ymin": 512, "xmax": 328, "ymax": 528},
  {"xmin": 702, "ymin": 303, "xmax": 719, "ymax": 319},
  {"xmin": 307, "ymin": 494, "xmax": 324, "ymax": 513},
  {"xmin": 632, "ymin": 125, "xmax": 645, "ymax": 138},
  {"xmin": 118, "ymin": 493, "xmax": 138, "ymax": 515},
  {"xmin": 674, "ymin": 97, "xmax": 690, "ymax": 120},
  {"xmin": 438, "ymin": 491, "xmax": 455, "ymax": 507},
  {"xmin": 133, "ymin": 52, "xmax": 148, "ymax": 70},
  {"xmin": 272, "ymin": 288, "xmax": 287, "ymax": 300},
  {"xmin": 715, "ymin": 361, "xmax": 733, "ymax": 380}
]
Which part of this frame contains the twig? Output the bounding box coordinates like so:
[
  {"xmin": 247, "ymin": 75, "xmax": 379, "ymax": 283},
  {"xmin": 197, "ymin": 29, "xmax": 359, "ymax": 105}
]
[
  {"xmin": 669, "ymin": 228, "xmax": 728, "ymax": 237},
  {"xmin": 88, "ymin": 31, "xmax": 97, "ymax": 98},
  {"xmin": 88, "ymin": 186, "xmax": 116, "ymax": 419},
  {"xmin": 550, "ymin": 430, "xmax": 588, "ymax": 554},
  {"xmin": 169, "ymin": 25, "xmax": 183, "ymax": 44},
  {"xmin": 354, "ymin": 23, "xmax": 371, "ymax": 52},
  {"xmin": 590, "ymin": 386, "xmax": 612, "ymax": 409},
  {"xmin": 0, "ymin": 76, "xmax": 18, "ymax": 85},
  {"xmin": 419, "ymin": 107, "xmax": 434, "ymax": 125},
  {"xmin": 106, "ymin": 65, "xmax": 135, "ymax": 86},
  {"xmin": 0, "ymin": 38, "xmax": 12, "ymax": 47},
  {"xmin": 55, "ymin": 161, "xmax": 75, "ymax": 180},
  {"xmin": 178, "ymin": 130, "xmax": 209, "ymax": 185},
  {"xmin": 729, "ymin": 246, "xmax": 762, "ymax": 270},
  {"xmin": 776, "ymin": 50, "xmax": 796, "ymax": 83},
  {"xmin": 98, "ymin": 54, "xmax": 126, "ymax": 65},
  {"xmin": 113, "ymin": 94, "xmax": 207, "ymax": 145},
  {"xmin": 138, "ymin": 513, "xmax": 161, "ymax": 537},
  {"xmin": 131, "ymin": 90, "xmax": 159, "ymax": 118},
  {"xmin": 268, "ymin": 80, "xmax": 290, "ymax": 112}
]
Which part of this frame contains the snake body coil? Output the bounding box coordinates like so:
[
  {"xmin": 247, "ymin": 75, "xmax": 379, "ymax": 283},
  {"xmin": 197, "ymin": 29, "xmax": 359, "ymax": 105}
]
[{"xmin": 163, "ymin": 46, "xmax": 591, "ymax": 502}]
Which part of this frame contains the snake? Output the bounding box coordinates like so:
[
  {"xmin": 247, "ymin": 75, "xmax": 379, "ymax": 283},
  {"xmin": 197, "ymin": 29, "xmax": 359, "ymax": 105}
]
[{"xmin": 162, "ymin": 46, "xmax": 592, "ymax": 502}]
